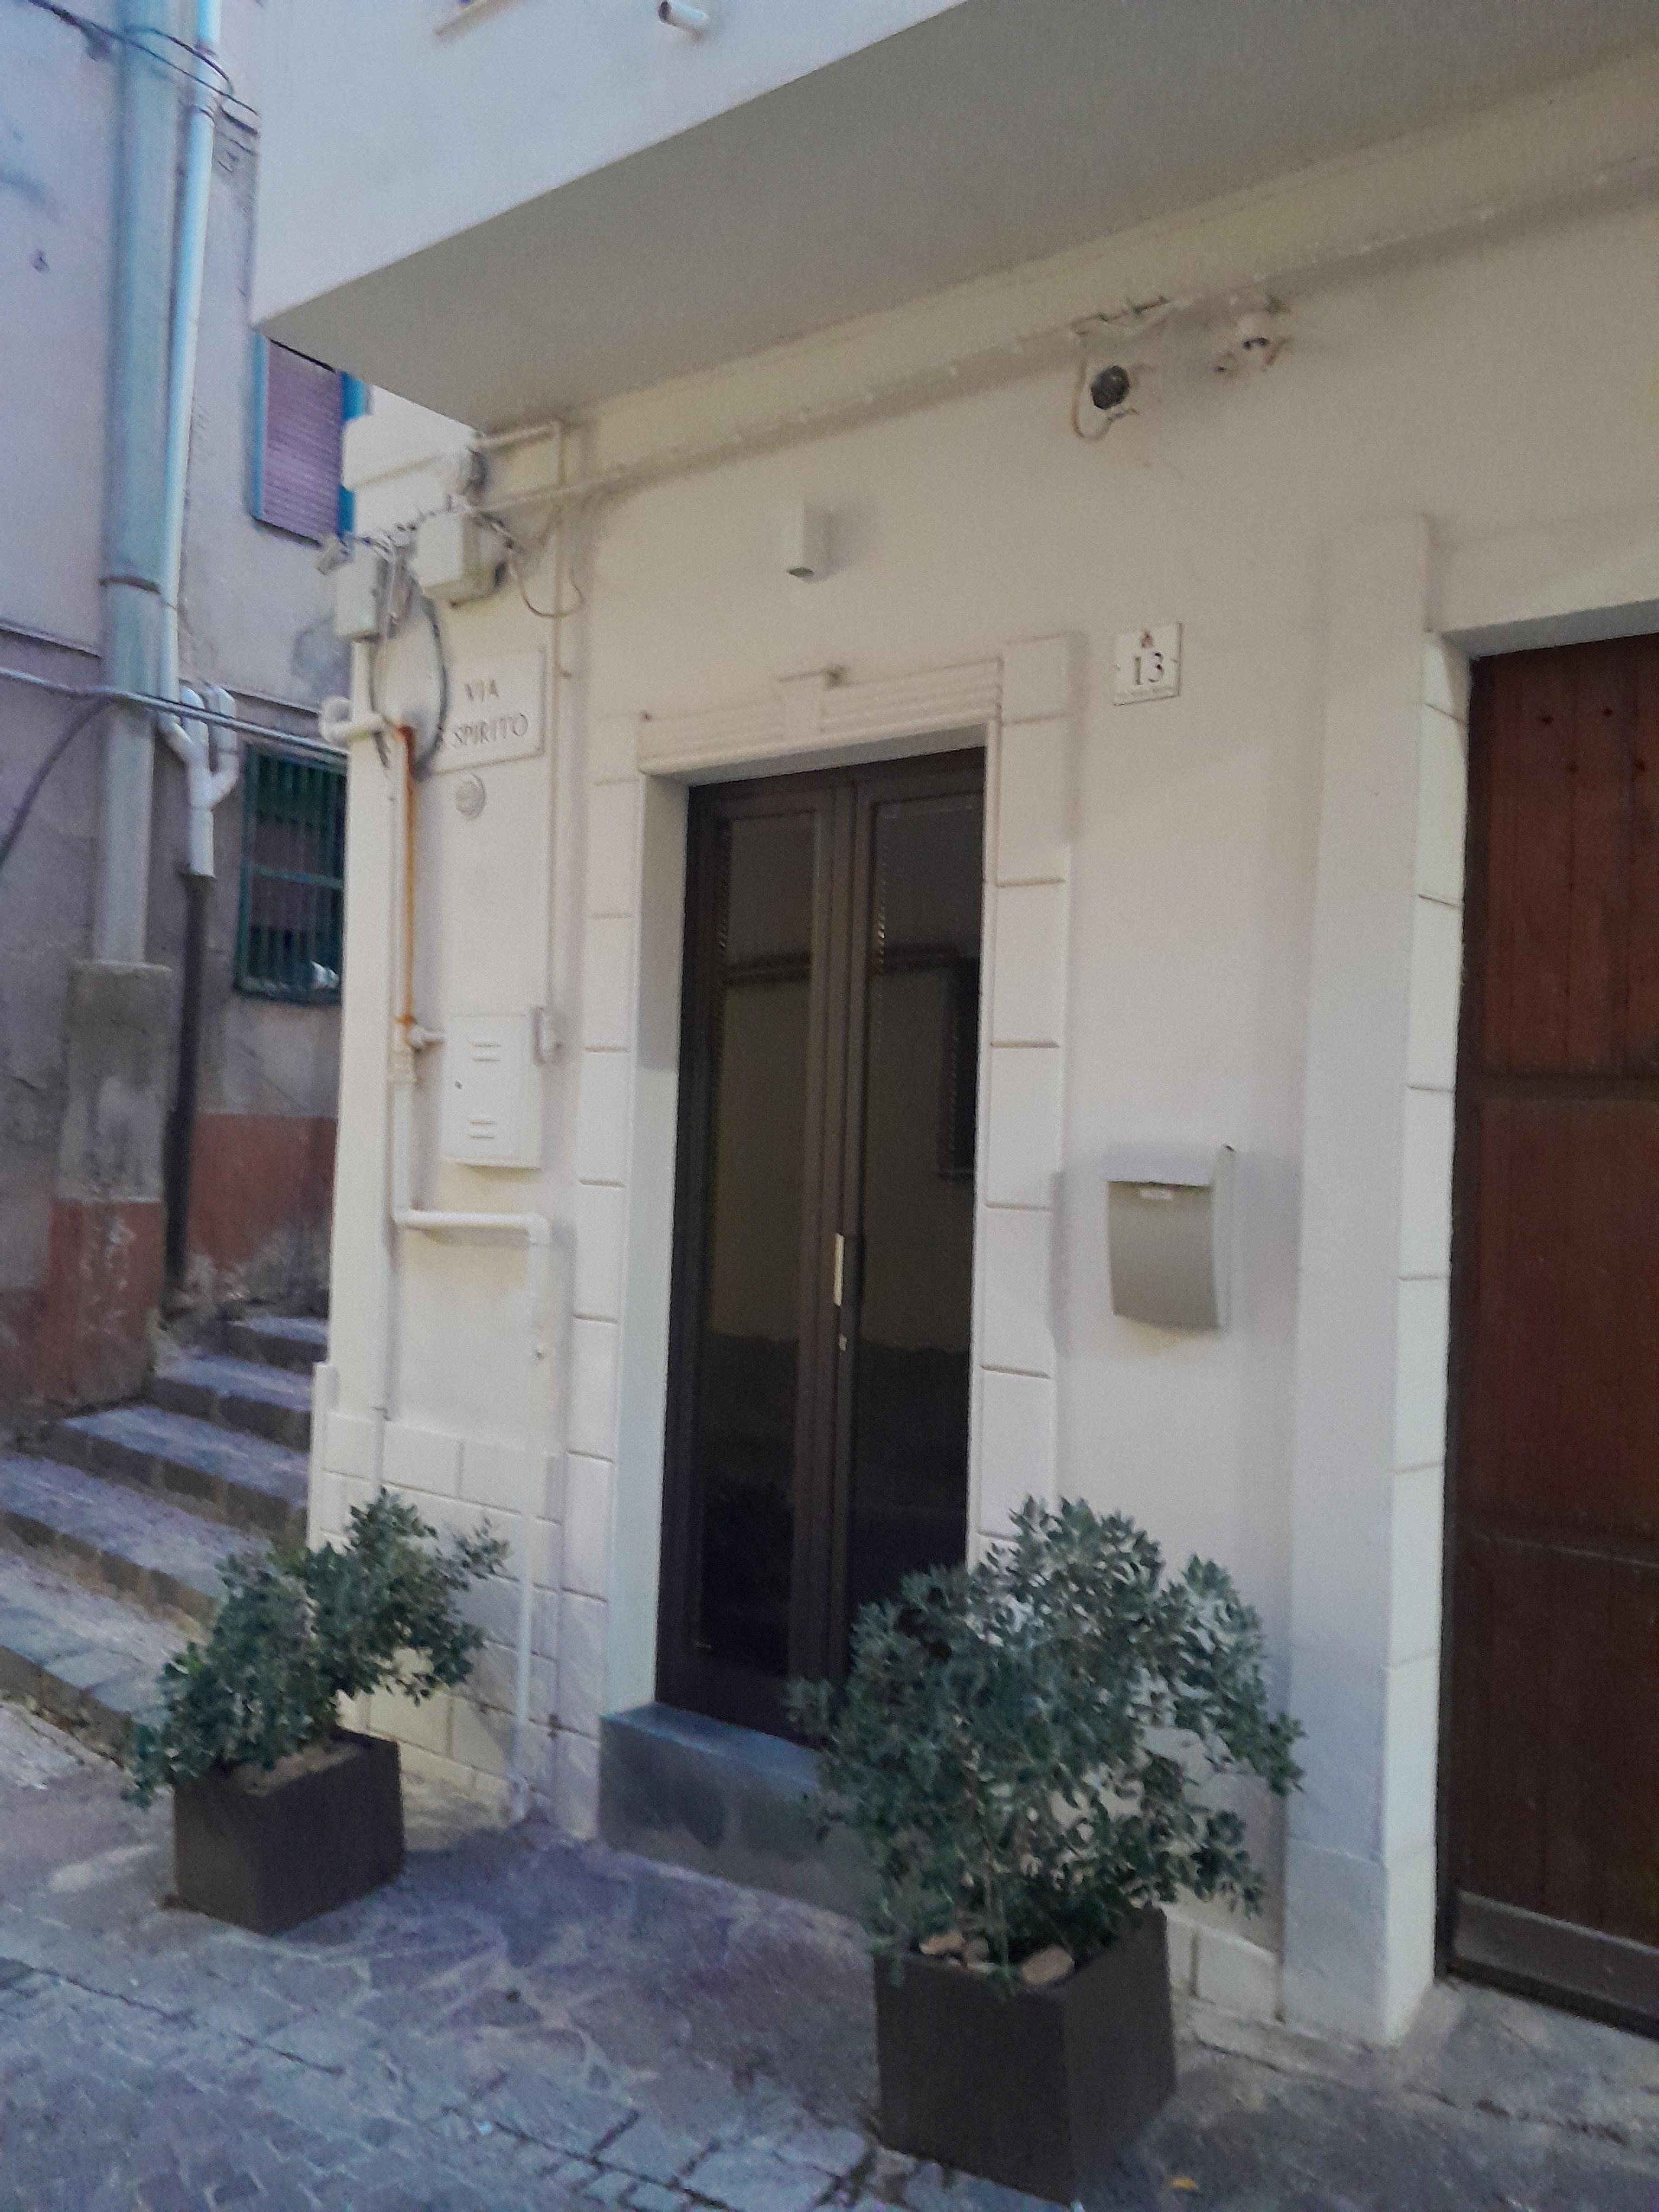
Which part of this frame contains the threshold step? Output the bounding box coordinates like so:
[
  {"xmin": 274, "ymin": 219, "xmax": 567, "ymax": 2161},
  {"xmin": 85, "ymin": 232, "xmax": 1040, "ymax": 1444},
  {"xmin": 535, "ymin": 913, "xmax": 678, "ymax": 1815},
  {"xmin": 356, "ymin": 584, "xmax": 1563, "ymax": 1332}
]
[
  {"xmin": 226, "ymin": 1313, "xmax": 328, "ymax": 1374},
  {"xmin": 0, "ymin": 1455, "xmax": 258, "ymax": 1628},
  {"xmin": 150, "ymin": 1354, "xmax": 312, "ymax": 1451},
  {"xmin": 44, "ymin": 1405, "xmax": 307, "ymax": 1545},
  {"xmin": 599, "ymin": 1703, "xmax": 865, "ymax": 1920},
  {"xmin": 0, "ymin": 1550, "xmax": 183, "ymax": 1758}
]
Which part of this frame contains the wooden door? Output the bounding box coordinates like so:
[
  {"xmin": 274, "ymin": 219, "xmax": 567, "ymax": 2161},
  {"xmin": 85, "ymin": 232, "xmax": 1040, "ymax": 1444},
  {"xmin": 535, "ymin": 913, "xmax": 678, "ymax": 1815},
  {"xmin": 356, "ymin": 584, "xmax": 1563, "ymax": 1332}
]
[
  {"xmin": 1448, "ymin": 633, "xmax": 1659, "ymax": 2031},
  {"xmin": 658, "ymin": 751, "xmax": 985, "ymax": 1734}
]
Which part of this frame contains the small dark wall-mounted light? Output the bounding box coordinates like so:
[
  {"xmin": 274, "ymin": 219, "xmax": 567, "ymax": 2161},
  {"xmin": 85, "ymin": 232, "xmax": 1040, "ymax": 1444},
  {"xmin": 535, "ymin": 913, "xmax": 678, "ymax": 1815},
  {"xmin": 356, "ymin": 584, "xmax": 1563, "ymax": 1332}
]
[{"xmin": 1089, "ymin": 364, "xmax": 1133, "ymax": 414}]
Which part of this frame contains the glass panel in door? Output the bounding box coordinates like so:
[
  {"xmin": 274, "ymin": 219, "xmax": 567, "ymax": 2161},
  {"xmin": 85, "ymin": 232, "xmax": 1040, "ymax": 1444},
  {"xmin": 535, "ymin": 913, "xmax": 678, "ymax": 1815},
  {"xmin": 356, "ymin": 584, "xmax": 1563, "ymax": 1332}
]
[
  {"xmin": 843, "ymin": 787, "xmax": 983, "ymax": 1632},
  {"xmin": 686, "ymin": 809, "xmax": 819, "ymax": 1682}
]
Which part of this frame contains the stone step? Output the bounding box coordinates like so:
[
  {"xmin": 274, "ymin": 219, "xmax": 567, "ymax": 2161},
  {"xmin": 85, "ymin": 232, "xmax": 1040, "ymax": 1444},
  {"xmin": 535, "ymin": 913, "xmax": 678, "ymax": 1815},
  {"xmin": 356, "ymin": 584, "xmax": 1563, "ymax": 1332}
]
[
  {"xmin": 43, "ymin": 1405, "xmax": 307, "ymax": 1545},
  {"xmin": 0, "ymin": 1548, "xmax": 183, "ymax": 1758},
  {"xmin": 150, "ymin": 1353, "xmax": 313, "ymax": 1451},
  {"xmin": 226, "ymin": 1312, "xmax": 328, "ymax": 1374},
  {"xmin": 0, "ymin": 1455, "xmax": 258, "ymax": 1628}
]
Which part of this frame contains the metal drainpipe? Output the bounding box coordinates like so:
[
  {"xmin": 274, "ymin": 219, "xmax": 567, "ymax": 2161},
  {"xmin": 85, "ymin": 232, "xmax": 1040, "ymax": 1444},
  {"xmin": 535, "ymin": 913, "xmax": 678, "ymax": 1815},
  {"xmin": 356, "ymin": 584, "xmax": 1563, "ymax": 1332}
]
[
  {"xmin": 163, "ymin": 870, "xmax": 210, "ymax": 1290},
  {"xmin": 95, "ymin": 0, "xmax": 183, "ymax": 963},
  {"xmin": 155, "ymin": 0, "xmax": 235, "ymax": 1294}
]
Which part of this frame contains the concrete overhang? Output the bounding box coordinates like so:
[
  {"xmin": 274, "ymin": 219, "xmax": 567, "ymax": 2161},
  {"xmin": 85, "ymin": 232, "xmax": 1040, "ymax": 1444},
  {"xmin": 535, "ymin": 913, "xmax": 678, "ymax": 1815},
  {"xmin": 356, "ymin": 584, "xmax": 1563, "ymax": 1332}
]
[{"xmin": 255, "ymin": 0, "xmax": 1657, "ymax": 430}]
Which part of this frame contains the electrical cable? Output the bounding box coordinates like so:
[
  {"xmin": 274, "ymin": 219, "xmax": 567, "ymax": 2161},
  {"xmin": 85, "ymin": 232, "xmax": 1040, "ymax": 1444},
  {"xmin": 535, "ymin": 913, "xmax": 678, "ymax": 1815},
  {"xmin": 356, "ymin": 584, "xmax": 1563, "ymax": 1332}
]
[
  {"xmin": 0, "ymin": 664, "xmax": 337, "ymax": 750},
  {"xmin": 513, "ymin": 542, "xmax": 588, "ymax": 625},
  {"xmin": 0, "ymin": 696, "xmax": 110, "ymax": 882},
  {"xmin": 19, "ymin": 0, "xmax": 257, "ymax": 125},
  {"xmin": 355, "ymin": 533, "xmax": 448, "ymax": 775},
  {"xmin": 414, "ymin": 592, "xmax": 449, "ymax": 777}
]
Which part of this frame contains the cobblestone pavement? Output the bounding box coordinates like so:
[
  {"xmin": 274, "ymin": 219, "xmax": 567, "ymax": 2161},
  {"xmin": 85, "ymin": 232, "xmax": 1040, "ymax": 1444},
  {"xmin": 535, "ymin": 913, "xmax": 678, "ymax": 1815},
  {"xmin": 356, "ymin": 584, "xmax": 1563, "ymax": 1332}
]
[{"xmin": 0, "ymin": 1722, "xmax": 1654, "ymax": 2212}]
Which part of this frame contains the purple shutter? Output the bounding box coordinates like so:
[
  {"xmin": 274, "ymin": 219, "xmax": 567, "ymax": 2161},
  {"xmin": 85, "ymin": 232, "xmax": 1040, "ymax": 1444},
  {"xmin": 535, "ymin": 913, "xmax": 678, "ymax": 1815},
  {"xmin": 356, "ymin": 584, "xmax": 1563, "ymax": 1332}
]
[{"xmin": 259, "ymin": 342, "xmax": 343, "ymax": 540}]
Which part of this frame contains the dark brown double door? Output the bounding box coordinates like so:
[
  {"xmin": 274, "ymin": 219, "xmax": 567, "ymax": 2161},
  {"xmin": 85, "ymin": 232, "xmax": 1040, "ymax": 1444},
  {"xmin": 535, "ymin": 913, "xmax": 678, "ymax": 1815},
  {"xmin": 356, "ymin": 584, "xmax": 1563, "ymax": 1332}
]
[
  {"xmin": 659, "ymin": 751, "xmax": 985, "ymax": 1734},
  {"xmin": 1449, "ymin": 633, "xmax": 1659, "ymax": 2029}
]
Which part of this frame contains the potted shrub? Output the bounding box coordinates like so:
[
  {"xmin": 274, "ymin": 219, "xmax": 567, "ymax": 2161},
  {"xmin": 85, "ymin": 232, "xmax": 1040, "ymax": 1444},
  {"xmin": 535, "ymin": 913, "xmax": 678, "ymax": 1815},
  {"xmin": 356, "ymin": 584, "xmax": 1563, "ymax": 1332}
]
[
  {"xmin": 791, "ymin": 1498, "xmax": 1301, "ymax": 2208},
  {"xmin": 126, "ymin": 1493, "xmax": 504, "ymax": 1934}
]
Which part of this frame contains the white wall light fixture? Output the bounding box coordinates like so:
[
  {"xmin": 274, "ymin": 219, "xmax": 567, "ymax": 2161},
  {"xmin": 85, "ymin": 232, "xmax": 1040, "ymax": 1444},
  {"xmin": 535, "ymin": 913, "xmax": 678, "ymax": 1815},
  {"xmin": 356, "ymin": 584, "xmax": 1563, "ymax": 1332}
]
[
  {"xmin": 658, "ymin": 3, "xmax": 710, "ymax": 32},
  {"xmin": 780, "ymin": 504, "xmax": 831, "ymax": 582}
]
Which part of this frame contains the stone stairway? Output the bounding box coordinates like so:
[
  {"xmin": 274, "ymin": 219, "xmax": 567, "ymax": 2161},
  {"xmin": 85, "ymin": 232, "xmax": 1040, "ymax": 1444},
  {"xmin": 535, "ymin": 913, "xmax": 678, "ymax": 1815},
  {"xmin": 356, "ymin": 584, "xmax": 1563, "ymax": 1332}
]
[{"xmin": 0, "ymin": 1314, "xmax": 324, "ymax": 1757}]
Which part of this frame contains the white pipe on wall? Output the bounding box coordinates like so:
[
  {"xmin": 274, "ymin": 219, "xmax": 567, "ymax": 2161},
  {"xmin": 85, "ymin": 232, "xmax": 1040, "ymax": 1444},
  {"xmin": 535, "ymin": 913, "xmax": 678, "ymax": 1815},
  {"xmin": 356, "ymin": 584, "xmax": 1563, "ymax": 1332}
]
[
  {"xmin": 157, "ymin": 0, "xmax": 240, "ymax": 878},
  {"xmin": 356, "ymin": 701, "xmax": 551, "ymax": 1820},
  {"xmin": 95, "ymin": 0, "xmax": 182, "ymax": 959}
]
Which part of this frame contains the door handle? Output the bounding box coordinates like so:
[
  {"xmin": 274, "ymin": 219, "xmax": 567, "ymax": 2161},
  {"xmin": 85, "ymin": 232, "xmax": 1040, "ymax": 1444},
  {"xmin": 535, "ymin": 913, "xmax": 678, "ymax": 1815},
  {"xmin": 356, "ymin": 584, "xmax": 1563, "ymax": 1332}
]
[
  {"xmin": 833, "ymin": 1233, "xmax": 845, "ymax": 1308},
  {"xmin": 833, "ymin": 1232, "xmax": 860, "ymax": 1309}
]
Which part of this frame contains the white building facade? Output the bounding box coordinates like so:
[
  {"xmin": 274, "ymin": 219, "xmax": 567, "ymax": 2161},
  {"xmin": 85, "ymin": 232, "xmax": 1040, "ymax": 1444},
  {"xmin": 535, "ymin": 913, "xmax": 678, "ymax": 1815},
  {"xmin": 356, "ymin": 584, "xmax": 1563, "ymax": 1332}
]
[{"xmin": 256, "ymin": 3, "xmax": 1659, "ymax": 2050}]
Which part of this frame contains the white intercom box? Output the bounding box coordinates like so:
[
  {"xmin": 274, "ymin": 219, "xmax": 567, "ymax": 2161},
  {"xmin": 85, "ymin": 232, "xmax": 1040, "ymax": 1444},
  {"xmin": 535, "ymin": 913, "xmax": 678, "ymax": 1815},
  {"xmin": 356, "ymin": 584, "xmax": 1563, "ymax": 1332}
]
[
  {"xmin": 1105, "ymin": 1144, "xmax": 1233, "ymax": 1330},
  {"xmin": 440, "ymin": 1013, "xmax": 542, "ymax": 1168}
]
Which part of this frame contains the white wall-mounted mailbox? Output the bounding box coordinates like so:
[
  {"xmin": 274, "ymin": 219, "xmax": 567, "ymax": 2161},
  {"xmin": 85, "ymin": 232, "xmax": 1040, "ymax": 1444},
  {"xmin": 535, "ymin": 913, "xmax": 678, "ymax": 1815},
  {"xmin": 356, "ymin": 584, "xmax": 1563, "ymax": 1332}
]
[
  {"xmin": 1105, "ymin": 1145, "xmax": 1233, "ymax": 1331},
  {"xmin": 440, "ymin": 1013, "xmax": 543, "ymax": 1169}
]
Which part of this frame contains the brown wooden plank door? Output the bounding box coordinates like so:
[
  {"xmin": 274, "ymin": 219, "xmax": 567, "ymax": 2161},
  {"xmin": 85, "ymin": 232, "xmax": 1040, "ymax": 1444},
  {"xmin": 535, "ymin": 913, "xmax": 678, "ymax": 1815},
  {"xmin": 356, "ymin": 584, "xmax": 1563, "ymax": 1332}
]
[{"xmin": 1448, "ymin": 632, "xmax": 1659, "ymax": 2032}]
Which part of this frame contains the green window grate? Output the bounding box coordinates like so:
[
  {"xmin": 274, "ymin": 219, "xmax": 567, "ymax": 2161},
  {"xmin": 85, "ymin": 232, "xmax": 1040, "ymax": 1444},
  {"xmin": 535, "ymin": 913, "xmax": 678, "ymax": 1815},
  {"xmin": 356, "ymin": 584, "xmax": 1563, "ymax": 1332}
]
[{"xmin": 235, "ymin": 744, "xmax": 347, "ymax": 1004}]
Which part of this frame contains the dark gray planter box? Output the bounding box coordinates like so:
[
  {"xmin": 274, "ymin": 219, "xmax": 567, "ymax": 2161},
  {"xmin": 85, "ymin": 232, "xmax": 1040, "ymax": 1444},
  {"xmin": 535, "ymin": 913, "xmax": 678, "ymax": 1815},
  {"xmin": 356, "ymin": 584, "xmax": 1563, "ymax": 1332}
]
[
  {"xmin": 172, "ymin": 1729, "xmax": 404, "ymax": 1935},
  {"xmin": 874, "ymin": 1910, "xmax": 1175, "ymax": 2207}
]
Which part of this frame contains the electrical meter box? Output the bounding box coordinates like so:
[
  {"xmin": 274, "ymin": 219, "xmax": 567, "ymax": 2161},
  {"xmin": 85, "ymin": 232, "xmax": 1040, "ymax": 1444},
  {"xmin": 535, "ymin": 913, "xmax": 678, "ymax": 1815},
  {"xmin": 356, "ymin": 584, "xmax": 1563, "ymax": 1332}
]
[
  {"xmin": 1105, "ymin": 1145, "xmax": 1233, "ymax": 1331},
  {"xmin": 331, "ymin": 544, "xmax": 385, "ymax": 642},
  {"xmin": 440, "ymin": 1014, "xmax": 543, "ymax": 1169},
  {"xmin": 414, "ymin": 510, "xmax": 497, "ymax": 606}
]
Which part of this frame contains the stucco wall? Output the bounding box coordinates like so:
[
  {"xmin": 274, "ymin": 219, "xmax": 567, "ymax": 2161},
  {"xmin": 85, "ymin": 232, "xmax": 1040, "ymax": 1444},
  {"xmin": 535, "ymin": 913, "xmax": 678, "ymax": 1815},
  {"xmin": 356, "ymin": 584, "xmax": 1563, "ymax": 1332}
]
[
  {"xmin": 0, "ymin": 0, "xmax": 345, "ymax": 1391},
  {"xmin": 315, "ymin": 82, "xmax": 1657, "ymax": 2043}
]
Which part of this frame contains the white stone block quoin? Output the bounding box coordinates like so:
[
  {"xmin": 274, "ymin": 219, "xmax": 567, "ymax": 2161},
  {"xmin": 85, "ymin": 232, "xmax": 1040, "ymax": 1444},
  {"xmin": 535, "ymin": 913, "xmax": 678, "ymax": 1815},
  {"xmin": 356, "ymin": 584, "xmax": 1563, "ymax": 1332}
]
[
  {"xmin": 1393, "ymin": 1277, "xmax": 1450, "ymax": 1474},
  {"xmin": 588, "ymin": 779, "xmax": 643, "ymax": 917},
  {"xmin": 557, "ymin": 1592, "xmax": 609, "ymax": 1738},
  {"xmin": 383, "ymin": 1421, "xmax": 462, "ymax": 1499},
  {"xmin": 307, "ymin": 1363, "xmax": 341, "ymax": 1547},
  {"xmin": 554, "ymin": 1727, "xmax": 601, "ymax": 1840},
  {"xmin": 460, "ymin": 1435, "xmax": 561, "ymax": 1517},
  {"xmin": 1405, "ymin": 898, "xmax": 1462, "ymax": 1091},
  {"xmin": 1284, "ymin": 516, "xmax": 1442, "ymax": 2046},
  {"xmin": 582, "ymin": 916, "xmax": 637, "ymax": 1051},
  {"xmin": 1398, "ymin": 1089, "xmax": 1455, "ymax": 1279},
  {"xmin": 979, "ymin": 1207, "xmax": 1055, "ymax": 1378},
  {"xmin": 1387, "ymin": 1465, "xmax": 1443, "ymax": 1667},
  {"xmin": 466, "ymin": 1645, "xmax": 557, "ymax": 1724},
  {"xmin": 1380, "ymin": 1652, "xmax": 1440, "ymax": 1860},
  {"xmin": 995, "ymin": 716, "xmax": 1071, "ymax": 886},
  {"xmin": 563, "ymin": 1453, "xmax": 613, "ymax": 1599},
  {"xmin": 1415, "ymin": 706, "xmax": 1467, "ymax": 907},
  {"xmin": 1422, "ymin": 638, "xmax": 1470, "ymax": 725},
  {"xmin": 574, "ymin": 1180, "xmax": 627, "ymax": 1321},
  {"xmin": 570, "ymin": 1316, "xmax": 621, "ymax": 1459},
  {"xmin": 990, "ymin": 882, "xmax": 1068, "ymax": 1045},
  {"xmin": 321, "ymin": 1407, "xmax": 375, "ymax": 1481},
  {"xmin": 983, "ymin": 1045, "xmax": 1063, "ymax": 1208},
  {"xmin": 976, "ymin": 1367, "xmax": 1057, "ymax": 1536},
  {"xmin": 577, "ymin": 1047, "xmax": 632, "ymax": 1186},
  {"xmin": 590, "ymin": 711, "xmax": 641, "ymax": 787}
]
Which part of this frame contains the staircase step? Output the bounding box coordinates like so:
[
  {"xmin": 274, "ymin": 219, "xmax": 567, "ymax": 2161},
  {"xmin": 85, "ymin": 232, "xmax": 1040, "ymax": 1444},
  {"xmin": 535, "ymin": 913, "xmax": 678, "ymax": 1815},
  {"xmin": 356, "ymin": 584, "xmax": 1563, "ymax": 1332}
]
[
  {"xmin": 43, "ymin": 1405, "xmax": 307, "ymax": 1544},
  {"xmin": 226, "ymin": 1313, "xmax": 328, "ymax": 1373},
  {"xmin": 150, "ymin": 1353, "xmax": 313, "ymax": 1451},
  {"xmin": 0, "ymin": 1549, "xmax": 183, "ymax": 1757},
  {"xmin": 0, "ymin": 1456, "xmax": 258, "ymax": 1628}
]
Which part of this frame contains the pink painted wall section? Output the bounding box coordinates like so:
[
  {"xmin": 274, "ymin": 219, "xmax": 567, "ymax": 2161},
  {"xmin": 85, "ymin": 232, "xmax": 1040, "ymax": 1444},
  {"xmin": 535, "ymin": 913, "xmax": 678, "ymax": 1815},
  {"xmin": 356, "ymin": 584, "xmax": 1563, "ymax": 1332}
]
[{"xmin": 186, "ymin": 1112, "xmax": 337, "ymax": 1306}]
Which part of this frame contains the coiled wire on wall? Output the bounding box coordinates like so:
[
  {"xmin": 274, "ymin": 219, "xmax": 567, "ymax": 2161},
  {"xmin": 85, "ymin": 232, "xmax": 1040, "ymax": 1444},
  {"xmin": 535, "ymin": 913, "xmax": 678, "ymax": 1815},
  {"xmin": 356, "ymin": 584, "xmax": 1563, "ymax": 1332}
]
[{"xmin": 361, "ymin": 533, "xmax": 450, "ymax": 778}]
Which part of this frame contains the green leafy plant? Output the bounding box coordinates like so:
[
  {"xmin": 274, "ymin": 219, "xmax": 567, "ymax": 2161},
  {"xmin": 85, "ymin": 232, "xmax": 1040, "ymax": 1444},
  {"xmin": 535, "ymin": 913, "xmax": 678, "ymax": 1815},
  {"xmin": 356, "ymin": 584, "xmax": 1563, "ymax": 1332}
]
[
  {"xmin": 789, "ymin": 1497, "xmax": 1301, "ymax": 1978},
  {"xmin": 126, "ymin": 1493, "xmax": 506, "ymax": 1807}
]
